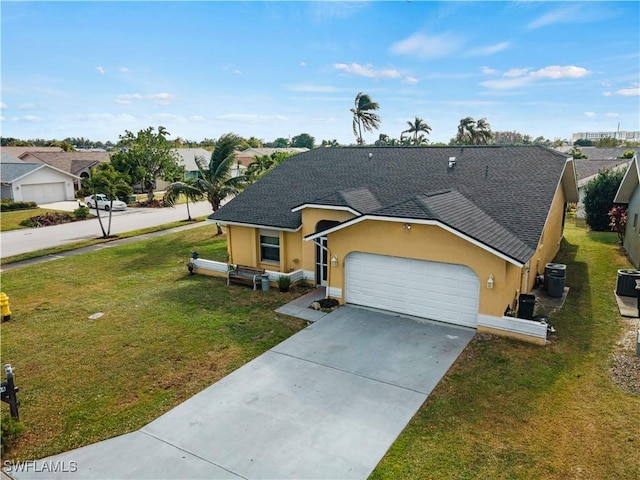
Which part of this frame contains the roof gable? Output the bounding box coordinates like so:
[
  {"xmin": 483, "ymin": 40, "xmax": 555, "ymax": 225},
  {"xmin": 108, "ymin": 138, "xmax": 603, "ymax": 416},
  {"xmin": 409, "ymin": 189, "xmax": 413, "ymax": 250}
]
[{"xmin": 614, "ymin": 155, "xmax": 639, "ymax": 204}]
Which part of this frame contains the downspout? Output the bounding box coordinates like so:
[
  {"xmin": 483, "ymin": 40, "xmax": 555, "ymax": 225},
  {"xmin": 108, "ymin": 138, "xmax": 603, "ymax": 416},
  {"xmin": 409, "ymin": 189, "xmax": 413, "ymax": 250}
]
[{"xmin": 524, "ymin": 261, "xmax": 530, "ymax": 293}]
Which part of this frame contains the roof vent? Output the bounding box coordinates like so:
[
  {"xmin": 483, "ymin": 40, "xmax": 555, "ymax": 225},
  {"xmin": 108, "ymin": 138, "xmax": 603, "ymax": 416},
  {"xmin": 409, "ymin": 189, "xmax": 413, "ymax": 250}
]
[
  {"xmin": 448, "ymin": 156, "xmax": 456, "ymax": 168},
  {"xmin": 368, "ymin": 152, "xmax": 373, "ymax": 159}
]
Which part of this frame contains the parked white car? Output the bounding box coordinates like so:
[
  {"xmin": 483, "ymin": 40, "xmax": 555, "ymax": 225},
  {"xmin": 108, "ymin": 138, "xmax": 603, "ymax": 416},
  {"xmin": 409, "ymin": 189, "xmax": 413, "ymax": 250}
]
[{"xmin": 84, "ymin": 194, "xmax": 128, "ymax": 211}]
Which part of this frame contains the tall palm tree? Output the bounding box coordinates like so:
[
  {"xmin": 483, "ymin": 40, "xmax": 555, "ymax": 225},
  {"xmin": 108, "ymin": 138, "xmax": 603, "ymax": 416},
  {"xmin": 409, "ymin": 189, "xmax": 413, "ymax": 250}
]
[
  {"xmin": 402, "ymin": 116, "xmax": 432, "ymax": 145},
  {"xmin": 163, "ymin": 176, "xmax": 205, "ymax": 221},
  {"xmin": 194, "ymin": 133, "xmax": 246, "ymax": 234},
  {"xmin": 456, "ymin": 116, "xmax": 476, "ymax": 144},
  {"xmin": 473, "ymin": 118, "xmax": 493, "ymax": 145},
  {"xmin": 83, "ymin": 164, "xmax": 132, "ymax": 238},
  {"xmin": 350, "ymin": 92, "xmax": 381, "ymax": 145}
]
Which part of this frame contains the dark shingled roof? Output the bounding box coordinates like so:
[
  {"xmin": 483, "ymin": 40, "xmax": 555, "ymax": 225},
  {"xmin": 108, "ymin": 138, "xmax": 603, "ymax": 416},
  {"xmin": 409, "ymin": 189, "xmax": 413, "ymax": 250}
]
[
  {"xmin": 574, "ymin": 159, "xmax": 630, "ymax": 181},
  {"xmin": 211, "ymin": 146, "xmax": 572, "ymax": 263}
]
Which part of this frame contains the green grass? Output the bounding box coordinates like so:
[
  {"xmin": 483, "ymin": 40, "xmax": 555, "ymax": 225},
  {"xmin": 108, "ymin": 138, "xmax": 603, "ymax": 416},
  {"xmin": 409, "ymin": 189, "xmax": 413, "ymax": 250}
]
[
  {"xmin": 0, "ymin": 217, "xmax": 209, "ymax": 264},
  {"xmin": 370, "ymin": 221, "xmax": 640, "ymax": 480},
  {"xmin": 0, "ymin": 208, "xmax": 71, "ymax": 232},
  {"xmin": 0, "ymin": 225, "xmax": 307, "ymax": 462}
]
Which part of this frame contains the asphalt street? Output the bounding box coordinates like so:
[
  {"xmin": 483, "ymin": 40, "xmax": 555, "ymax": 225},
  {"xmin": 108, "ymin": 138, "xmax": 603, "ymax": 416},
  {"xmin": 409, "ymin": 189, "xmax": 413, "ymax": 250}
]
[{"xmin": 0, "ymin": 201, "xmax": 215, "ymax": 259}]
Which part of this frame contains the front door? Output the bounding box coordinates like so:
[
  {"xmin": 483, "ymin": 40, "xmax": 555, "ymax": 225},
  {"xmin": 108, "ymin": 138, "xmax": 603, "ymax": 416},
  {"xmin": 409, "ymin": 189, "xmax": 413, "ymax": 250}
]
[
  {"xmin": 315, "ymin": 236, "xmax": 329, "ymax": 286},
  {"xmin": 314, "ymin": 220, "xmax": 340, "ymax": 287}
]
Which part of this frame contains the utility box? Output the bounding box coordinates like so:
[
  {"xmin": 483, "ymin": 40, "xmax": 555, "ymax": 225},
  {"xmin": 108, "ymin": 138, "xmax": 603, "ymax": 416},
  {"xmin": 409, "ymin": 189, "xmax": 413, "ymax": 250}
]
[
  {"xmin": 547, "ymin": 273, "xmax": 566, "ymax": 298},
  {"xmin": 544, "ymin": 263, "xmax": 566, "ymax": 291},
  {"xmin": 261, "ymin": 274, "xmax": 270, "ymax": 292},
  {"xmin": 518, "ymin": 294, "xmax": 536, "ymax": 320}
]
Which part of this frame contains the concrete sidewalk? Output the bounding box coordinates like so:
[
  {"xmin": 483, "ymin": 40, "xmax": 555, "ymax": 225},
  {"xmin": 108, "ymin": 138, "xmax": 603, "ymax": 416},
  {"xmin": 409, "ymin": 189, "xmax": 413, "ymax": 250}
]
[{"xmin": 5, "ymin": 307, "xmax": 474, "ymax": 480}]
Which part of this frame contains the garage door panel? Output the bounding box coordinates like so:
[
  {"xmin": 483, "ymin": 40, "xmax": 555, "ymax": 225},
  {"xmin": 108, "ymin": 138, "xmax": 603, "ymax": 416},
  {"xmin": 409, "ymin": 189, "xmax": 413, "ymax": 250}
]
[
  {"xmin": 21, "ymin": 183, "xmax": 66, "ymax": 203},
  {"xmin": 345, "ymin": 253, "xmax": 479, "ymax": 328}
]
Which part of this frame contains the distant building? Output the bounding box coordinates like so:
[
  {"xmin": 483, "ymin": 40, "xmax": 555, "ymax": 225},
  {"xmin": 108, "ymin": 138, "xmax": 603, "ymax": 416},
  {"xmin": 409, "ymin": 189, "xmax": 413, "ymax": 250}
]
[{"xmin": 572, "ymin": 131, "xmax": 640, "ymax": 143}]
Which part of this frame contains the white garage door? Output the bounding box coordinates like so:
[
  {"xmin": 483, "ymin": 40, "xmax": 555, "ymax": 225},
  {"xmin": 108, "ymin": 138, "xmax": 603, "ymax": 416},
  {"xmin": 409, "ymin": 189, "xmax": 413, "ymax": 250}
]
[
  {"xmin": 21, "ymin": 183, "xmax": 66, "ymax": 204},
  {"xmin": 345, "ymin": 253, "xmax": 479, "ymax": 328}
]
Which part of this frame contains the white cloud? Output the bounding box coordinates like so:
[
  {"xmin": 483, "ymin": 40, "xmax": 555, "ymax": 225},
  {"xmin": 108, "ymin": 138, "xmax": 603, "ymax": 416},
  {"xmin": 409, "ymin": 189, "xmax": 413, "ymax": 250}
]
[
  {"xmin": 389, "ymin": 32, "xmax": 461, "ymax": 60},
  {"xmin": 334, "ymin": 63, "xmax": 401, "ymax": 79},
  {"xmin": 120, "ymin": 67, "xmax": 129, "ymax": 73},
  {"xmin": 300, "ymin": 62, "xmax": 307, "ymax": 67},
  {"xmin": 504, "ymin": 68, "xmax": 529, "ymax": 78},
  {"xmin": 481, "ymin": 65, "xmax": 590, "ymax": 90},
  {"xmin": 617, "ymin": 87, "xmax": 640, "ymax": 96},
  {"xmin": 526, "ymin": 5, "xmax": 581, "ymax": 30},
  {"xmin": 606, "ymin": 113, "xmax": 619, "ymax": 118},
  {"xmin": 190, "ymin": 116, "xmax": 206, "ymax": 122},
  {"xmin": 96, "ymin": 66, "xmax": 106, "ymax": 75},
  {"xmin": 480, "ymin": 76, "xmax": 532, "ymax": 90},
  {"xmin": 116, "ymin": 93, "xmax": 143, "ymax": 105},
  {"xmin": 0, "ymin": 116, "xmax": 4, "ymax": 122},
  {"xmin": 603, "ymin": 91, "xmax": 612, "ymax": 97},
  {"xmin": 530, "ymin": 65, "xmax": 589, "ymax": 79},
  {"xmin": 234, "ymin": 70, "xmax": 241, "ymax": 74},
  {"xmin": 584, "ymin": 112, "xmax": 596, "ymax": 118},
  {"xmin": 466, "ymin": 41, "xmax": 511, "ymax": 57},
  {"xmin": 403, "ymin": 76, "xmax": 419, "ymax": 85},
  {"xmin": 0, "ymin": 102, "xmax": 7, "ymax": 109},
  {"xmin": 150, "ymin": 93, "xmax": 176, "ymax": 105},
  {"xmin": 18, "ymin": 103, "xmax": 38, "ymax": 110},
  {"xmin": 481, "ymin": 66, "xmax": 499, "ymax": 75},
  {"xmin": 152, "ymin": 113, "xmax": 186, "ymax": 123},
  {"xmin": 10, "ymin": 115, "xmax": 42, "ymax": 122}
]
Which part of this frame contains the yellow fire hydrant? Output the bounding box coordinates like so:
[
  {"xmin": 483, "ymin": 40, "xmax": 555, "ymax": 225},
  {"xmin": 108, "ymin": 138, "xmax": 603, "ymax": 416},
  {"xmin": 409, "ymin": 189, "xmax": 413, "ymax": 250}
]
[{"xmin": 1, "ymin": 292, "xmax": 11, "ymax": 322}]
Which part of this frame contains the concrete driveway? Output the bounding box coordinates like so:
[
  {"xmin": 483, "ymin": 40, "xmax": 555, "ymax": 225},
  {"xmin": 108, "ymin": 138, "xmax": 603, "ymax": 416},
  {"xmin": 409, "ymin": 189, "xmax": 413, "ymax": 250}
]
[{"xmin": 7, "ymin": 307, "xmax": 474, "ymax": 480}]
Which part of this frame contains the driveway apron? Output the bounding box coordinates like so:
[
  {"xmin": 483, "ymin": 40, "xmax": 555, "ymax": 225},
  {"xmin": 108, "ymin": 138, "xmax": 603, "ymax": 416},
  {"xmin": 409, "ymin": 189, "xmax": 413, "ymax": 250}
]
[{"xmin": 7, "ymin": 307, "xmax": 474, "ymax": 480}]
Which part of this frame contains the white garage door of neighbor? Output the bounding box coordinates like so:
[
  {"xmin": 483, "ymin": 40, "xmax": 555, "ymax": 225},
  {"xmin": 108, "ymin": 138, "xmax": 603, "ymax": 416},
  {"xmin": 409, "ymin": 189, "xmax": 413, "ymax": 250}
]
[
  {"xmin": 21, "ymin": 183, "xmax": 67, "ymax": 204},
  {"xmin": 345, "ymin": 253, "xmax": 480, "ymax": 328}
]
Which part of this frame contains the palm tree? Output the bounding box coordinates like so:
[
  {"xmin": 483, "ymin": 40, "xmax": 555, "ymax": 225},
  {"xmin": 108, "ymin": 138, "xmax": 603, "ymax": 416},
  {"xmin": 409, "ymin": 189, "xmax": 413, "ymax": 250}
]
[
  {"xmin": 83, "ymin": 164, "xmax": 132, "ymax": 238},
  {"xmin": 194, "ymin": 133, "xmax": 246, "ymax": 235},
  {"xmin": 350, "ymin": 92, "xmax": 381, "ymax": 145},
  {"xmin": 473, "ymin": 118, "xmax": 493, "ymax": 145},
  {"xmin": 163, "ymin": 176, "xmax": 205, "ymax": 221},
  {"xmin": 402, "ymin": 116, "xmax": 432, "ymax": 145},
  {"xmin": 456, "ymin": 117, "xmax": 476, "ymax": 144}
]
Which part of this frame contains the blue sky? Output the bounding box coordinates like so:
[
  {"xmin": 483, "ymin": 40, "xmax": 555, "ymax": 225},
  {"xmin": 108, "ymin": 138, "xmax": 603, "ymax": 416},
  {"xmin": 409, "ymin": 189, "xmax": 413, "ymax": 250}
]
[{"xmin": 1, "ymin": 1, "xmax": 639, "ymax": 145}]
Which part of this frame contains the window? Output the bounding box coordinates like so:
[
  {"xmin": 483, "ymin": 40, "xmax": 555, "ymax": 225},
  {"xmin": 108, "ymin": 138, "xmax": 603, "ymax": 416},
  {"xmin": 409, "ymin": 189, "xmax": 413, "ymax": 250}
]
[{"xmin": 260, "ymin": 230, "xmax": 280, "ymax": 263}]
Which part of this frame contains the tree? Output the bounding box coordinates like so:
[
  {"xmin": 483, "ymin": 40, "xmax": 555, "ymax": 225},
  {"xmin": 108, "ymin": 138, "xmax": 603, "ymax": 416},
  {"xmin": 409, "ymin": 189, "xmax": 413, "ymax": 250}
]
[
  {"xmin": 291, "ymin": 133, "xmax": 315, "ymax": 149},
  {"xmin": 569, "ymin": 146, "xmax": 587, "ymax": 159},
  {"xmin": 596, "ymin": 137, "xmax": 619, "ymax": 148},
  {"xmin": 620, "ymin": 150, "xmax": 635, "ymax": 159},
  {"xmin": 266, "ymin": 137, "xmax": 290, "ymax": 148},
  {"xmin": 583, "ymin": 168, "xmax": 625, "ymax": 231},
  {"xmin": 454, "ymin": 117, "xmax": 493, "ymax": 145},
  {"xmin": 321, "ymin": 139, "xmax": 340, "ymax": 147},
  {"xmin": 245, "ymin": 136, "xmax": 263, "ymax": 148},
  {"xmin": 110, "ymin": 126, "xmax": 184, "ymax": 202},
  {"xmin": 246, "ymin": 151, "xmax": 295, "ymax": 182},
  {"xmin": 193, "ymin": 133, "xmax": 246, "ymax": 234},
  {"xmin": 163, "ymin": 177, "xmax": 205, "ymax": 221},
  {"xmin": 351, "ymin": 92, "xmax": 381, "ymax": 145},
  {"xmin": 574, "ymin": 139, "xmax": 593, "ymax": 147},
  {"xmin": 83, "ymin": 164, "xmax": 132, "ymax": 238},
  {"xmin": 402, "ymin": 117, "xmax": 432, "ymax": 145}
]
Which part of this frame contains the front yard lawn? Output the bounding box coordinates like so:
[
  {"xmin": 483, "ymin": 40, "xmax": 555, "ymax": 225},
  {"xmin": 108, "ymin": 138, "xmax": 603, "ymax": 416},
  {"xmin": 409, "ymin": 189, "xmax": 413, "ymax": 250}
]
[
  {"xmin": 0, "ymin": 224, "xmax": 307, "ymax": 461},
  {"xmin": 371, "ymin": 221, "xmax": 640, "ymax": 479},
  {"xmin": 0, "ymin": 208, "xmax": 77, "ymax": 232},
  {"xmin": 1, "ymin": 221, "xmax": 638, "ymax": 479}
]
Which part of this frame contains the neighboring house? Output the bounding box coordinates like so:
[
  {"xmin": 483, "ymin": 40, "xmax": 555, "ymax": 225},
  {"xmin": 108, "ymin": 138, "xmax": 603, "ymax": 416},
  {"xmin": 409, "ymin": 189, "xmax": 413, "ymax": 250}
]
[
  {"xmin": 614, "ymin": 155, "xmax": 640, "ymax": 268},
  {"xmin": 234, "ymin": 147, "xmax": 309, "ymax": 167},
  {"xmin": 18, "ymin": 151, "xmax": 112, "ymax": 189},
  {"xmin": 578, "ymin": 147, "xmax": 639, "ymax": 160},
  {"xmin": 207, "ymin": 146, "xmax": 577, "ymax": 345},
  {"xmin": 574, "ymin": 159, "xmax": 630, "ymax": 218},
  {"xmin": 1, "ymin": 159, "xmax": 80, "ymax": 203},
  {"xmin": 1, "ymin": 146, "xmax": 63, "ymax": 157}
]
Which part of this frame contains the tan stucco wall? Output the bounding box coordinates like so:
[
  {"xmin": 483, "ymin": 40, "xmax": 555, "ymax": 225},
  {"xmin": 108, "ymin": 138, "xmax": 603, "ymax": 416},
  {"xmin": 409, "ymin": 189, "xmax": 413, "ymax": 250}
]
[
  {"xmin": 325, "ymin": 220, "xmax": 517, "ymax": 318},
  {"xmin": 227, "ymin": 226, "xmax": 303, "ymax": 273},
  {"xmin": 526, "ymin": 181, "xmax": 567, "ymax": 291}
]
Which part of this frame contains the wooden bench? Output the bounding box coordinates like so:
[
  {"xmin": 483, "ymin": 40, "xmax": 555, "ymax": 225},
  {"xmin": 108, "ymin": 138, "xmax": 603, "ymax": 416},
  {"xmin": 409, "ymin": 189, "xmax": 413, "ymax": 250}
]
[{"xmin": 227, "ymin": 265, "xmax": 265, "ymax": 290}]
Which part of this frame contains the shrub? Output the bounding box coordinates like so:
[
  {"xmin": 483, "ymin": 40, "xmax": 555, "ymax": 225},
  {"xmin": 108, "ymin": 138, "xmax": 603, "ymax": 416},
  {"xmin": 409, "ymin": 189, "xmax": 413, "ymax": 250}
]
[
  {"xmin": 1, "ymin": 415, "xmax": 25, "ymax": 455},
  {"xmin": 584, "ymin": 168, "xmax": 625, "ymax": 231},
  {"xmin": 73, "ymin": 205, "xmax": 90, "ymax": 219},
  {"xmin": 0, "ymin": 200, "xmax": 38, "ymax": 212}
]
